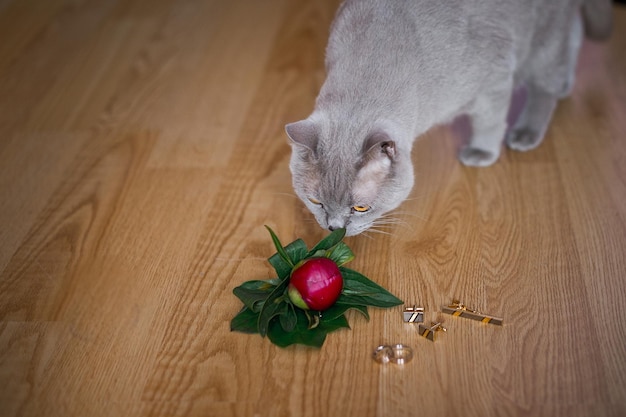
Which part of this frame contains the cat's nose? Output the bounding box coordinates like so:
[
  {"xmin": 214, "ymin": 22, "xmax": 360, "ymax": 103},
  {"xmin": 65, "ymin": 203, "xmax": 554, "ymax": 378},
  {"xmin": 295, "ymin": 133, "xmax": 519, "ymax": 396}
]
[
  {"xmin": 327, "ymin": 214, "xmax": 345, "ymax": 232},
  {"xmin": 327, "ymin": 219, "xmax": 345, "ymax": 231}
]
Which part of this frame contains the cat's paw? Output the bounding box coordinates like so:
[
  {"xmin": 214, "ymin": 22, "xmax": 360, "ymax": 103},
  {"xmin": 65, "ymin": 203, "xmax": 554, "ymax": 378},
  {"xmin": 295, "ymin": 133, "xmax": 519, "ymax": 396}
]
[
  {"xmin": 505, "ymin": 128, "xmax": 543, "ymax": 152},
  {"xmin": 458, "ymin": 146, "xmax": 499, "ymax": 167},
  {"xmin": 556, "ymin": 77, "xmax": 575, "ymax": 99}
]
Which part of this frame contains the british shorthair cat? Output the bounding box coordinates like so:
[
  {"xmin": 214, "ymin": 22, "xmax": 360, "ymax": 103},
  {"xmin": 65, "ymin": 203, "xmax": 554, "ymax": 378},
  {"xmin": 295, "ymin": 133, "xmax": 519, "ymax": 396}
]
[{"xmin": 286, "ymin": 0, "xmax": 612, "ymax": 235}]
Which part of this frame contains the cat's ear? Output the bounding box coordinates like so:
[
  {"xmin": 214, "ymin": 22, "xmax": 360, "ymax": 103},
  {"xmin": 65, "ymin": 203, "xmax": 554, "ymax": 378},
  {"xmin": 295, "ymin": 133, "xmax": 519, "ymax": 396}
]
[
  {"xmin": 285, "ymin": 120, "xmax": 318, "ymax": 153},
  {"xmin": 362, "ymin": 131, "xmax": 396, "ymax": 161},
  {"xmin": 354, "ymin": 131, "xmax": 397, "ymax": 202}
]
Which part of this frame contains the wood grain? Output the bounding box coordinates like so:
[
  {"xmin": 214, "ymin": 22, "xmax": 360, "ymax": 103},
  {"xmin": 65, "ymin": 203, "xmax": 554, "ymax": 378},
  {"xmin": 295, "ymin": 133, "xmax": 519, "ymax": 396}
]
[{"xmin": 1, "ymin": 1, "xmax": 625, "ymax": 416}]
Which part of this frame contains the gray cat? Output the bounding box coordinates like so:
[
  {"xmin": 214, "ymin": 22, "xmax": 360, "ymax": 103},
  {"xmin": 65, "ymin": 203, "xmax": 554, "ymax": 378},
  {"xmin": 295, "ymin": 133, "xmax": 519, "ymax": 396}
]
[{"xmin": 286, "ymin": 0, "xmax": 612, "ymax": 236}]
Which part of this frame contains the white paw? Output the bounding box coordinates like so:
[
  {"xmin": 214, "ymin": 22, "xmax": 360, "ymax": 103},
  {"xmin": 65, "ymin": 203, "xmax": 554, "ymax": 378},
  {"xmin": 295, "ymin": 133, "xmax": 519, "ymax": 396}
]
[
  {"xmin": 506, "ymin": 128, "xmax": 544, "ymax": 152},
  {"xmin": 458, "ymin": 147, "xmax": 499, "ymax": 167}
]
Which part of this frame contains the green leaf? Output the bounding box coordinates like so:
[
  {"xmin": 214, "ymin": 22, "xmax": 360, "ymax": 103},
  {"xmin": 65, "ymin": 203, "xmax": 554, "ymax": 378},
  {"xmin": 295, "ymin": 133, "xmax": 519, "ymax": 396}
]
[
  {"xmin": 310, "ymin": 249, "xmax": 327, "ymax": 258},
  {"xmin": 320, "ymin": 313, "xmax": 351, "ymax": 332},
  {"xmin": 257, "ymin": 278, "xmax": 289, "ymax": 337},
  {"xmin": 268, "ymin": 239, "xmax": 307, "ymax": 279},
  {"xmin": 231, "ymin": 226, "xmax": 403, "ymax": 348},
  {"xmin": 265, "ymin": 225, "xmax": 294, "ymax": 268},
  {"xmin": 258, "ymin": 298, "xmax": 287, "ymax": 337},
  {"xmin": 339, "ymin": 267, "xmax": 403, "ymax": 308},
  {"xmin": 267, "ymin": 310, "xmax": 327, "ymax": 348},
  {"xmin": 230, "ymin": 307, "xmax": 261, "ymax": 334},
  {"xmin": 233, "ymin": 280, "xmax": 277, "ymax": 312},
  {"xmin": 350, "ymin": 305, "xmax": 370, "ymax": 320},
  {"xmin": 238, "ymin": 279, "xmax": 279, "ymax": 290},
  {"xmin": 326, "ymin": 242, "xmax": 355, "ymax": 266},
  {"xmin": 321, "ymin": 303, "xmax": 370, "ymax": 322},
  {"xmin": 306, "ymin": 228, "xmax": 346, "ymax": 257},
  {"xmin": 279, "ymin": 302, "xmax": 297, "ymax": 332},
  {"xmin": 266, "ymin": 308, "xmax": 351, "ymax": 348},
  {"xmin": 285, "ymin": 239, "xmax": 309, "ymax": 265}
]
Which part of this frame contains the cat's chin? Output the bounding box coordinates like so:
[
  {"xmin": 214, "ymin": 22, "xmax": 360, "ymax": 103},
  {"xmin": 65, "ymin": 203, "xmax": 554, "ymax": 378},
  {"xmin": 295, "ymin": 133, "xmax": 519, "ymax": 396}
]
[
  {"xmin": 314, "ymin": 221, "xmax": 369, "ymax": 237},
  {"xmin": 343, "ymin": 224, "xmax": 373, "ymax": 237}
]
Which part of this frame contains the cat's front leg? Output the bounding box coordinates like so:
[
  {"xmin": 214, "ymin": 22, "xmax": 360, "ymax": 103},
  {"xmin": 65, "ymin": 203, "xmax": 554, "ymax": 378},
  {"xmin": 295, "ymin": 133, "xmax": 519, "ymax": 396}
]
[{"xmin": 459, "ymin": 79, "xmax": 513, "ymax": 167}]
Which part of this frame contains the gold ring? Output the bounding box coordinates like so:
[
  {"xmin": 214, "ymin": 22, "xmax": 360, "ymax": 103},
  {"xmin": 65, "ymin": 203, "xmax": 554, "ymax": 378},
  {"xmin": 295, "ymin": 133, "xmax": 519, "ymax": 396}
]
[
  {"xmin": 390, "ymin": 344, "xmax": 413, "ymax": 364},
  {"xmin": 372, "ymin": 345, "xmax": 394, "ymax": 364},
  {"xmin": 372, "ymin": 344, "xmax": 413, "ymax": 365}
]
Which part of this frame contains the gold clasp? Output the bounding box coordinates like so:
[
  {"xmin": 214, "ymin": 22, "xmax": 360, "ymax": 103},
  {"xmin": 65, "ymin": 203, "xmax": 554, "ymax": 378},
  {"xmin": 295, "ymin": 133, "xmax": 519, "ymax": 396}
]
[{"xmin": 443, "ymin": 299, "xmax": 503, "ymax": 325}]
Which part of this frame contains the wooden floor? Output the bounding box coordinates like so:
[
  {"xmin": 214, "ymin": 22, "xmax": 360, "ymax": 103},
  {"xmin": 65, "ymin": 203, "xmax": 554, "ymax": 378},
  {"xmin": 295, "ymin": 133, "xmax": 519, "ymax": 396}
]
[{"xmin": 1, "ymin": 1, "xmax": 625, "ymax": 416}]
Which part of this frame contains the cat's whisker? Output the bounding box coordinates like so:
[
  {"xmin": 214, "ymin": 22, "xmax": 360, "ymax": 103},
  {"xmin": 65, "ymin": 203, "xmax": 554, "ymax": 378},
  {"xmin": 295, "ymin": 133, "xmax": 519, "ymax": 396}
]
[
  {"xmin": 375, "ymin": 215, "xmax": 407, "ymax": 223},
  {"xmin": 386, "ymin": 211, "xmax": 429, "ymax": 222},
  {"xmin": 370, "ymin": 220, "xmax": 397, "ymax": 229},
  {"xmin": 271, "ymin": 192, "xmax": 299, "ymax": 199},
  {"xmin": 374, "ymin": 220, "xmax": 410, "ymax": 227},
  {"xmin": 371, "ymin": 216, "xmax": 417, "ymax": 234},
  {"xmin": 374, "ymin": 215, "xmax": 412, "ymax": 226},
  {"xmin": 365, "ymin": 228, "xmax": 393, "ymax": 236},
  {"xmin": 391, "ymin": 214, "xmax": 426, "ymax": 221},
  {"xmin": 402, "ymin": 194, "xmax": 430, "ymax": 202}
]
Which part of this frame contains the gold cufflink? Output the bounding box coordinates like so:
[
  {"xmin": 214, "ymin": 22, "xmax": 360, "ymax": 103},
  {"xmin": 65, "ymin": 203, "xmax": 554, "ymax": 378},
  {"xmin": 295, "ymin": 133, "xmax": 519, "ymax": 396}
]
[
  {"xmin": 403, "ymin": 305, "xmax": 424, "ymax": 323},
  {"xmin": 442, "ymin": 299, "xmax": 503, "ymax": 325},
  {"xmin": 418, "ymin": 321, "xmax": 446, "ymax": 341}
]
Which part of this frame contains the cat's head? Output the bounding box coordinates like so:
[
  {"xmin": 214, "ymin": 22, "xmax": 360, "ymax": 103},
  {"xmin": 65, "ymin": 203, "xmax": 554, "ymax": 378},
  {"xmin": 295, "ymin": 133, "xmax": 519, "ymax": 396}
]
[{"xmin": 286, "ymin": 116, "xmax": 414, "ymax": 236}]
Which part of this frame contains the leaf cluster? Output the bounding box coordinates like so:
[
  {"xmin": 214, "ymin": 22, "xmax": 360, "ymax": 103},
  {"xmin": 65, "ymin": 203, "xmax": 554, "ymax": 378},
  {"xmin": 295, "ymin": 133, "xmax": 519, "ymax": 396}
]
[{"xmin": 230, "ymin": 227, "xmax": 403, "ymax": 348}]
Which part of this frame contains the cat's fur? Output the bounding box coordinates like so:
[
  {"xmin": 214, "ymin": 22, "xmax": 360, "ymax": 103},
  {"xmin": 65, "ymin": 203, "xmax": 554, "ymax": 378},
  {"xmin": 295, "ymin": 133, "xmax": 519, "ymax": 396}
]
[{"xmin": 286, "ymin": 0, "xmax": 612, "ymax": 236}]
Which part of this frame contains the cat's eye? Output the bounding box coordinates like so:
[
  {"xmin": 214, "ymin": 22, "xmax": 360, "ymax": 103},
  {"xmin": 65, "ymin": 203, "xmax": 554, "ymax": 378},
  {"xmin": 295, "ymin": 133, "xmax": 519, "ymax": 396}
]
[
  {"xmin": 352, "ymin": 205, "xmax": 371, "ymax": 213},
  {"xmin": 308, "ymin": 197, "xmax": 322, "ymax": 206}
]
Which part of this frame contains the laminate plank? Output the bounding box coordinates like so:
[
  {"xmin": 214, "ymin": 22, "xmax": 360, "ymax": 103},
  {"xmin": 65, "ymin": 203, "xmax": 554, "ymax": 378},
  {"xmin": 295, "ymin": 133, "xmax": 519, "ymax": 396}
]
[
  {"xmin": 0, "ymin": 0, "xmax": 67, "ymax": 72},
  {"xmin": 0, "ymin": 1, "xmax": 625, "ymax": 417},
  {"xmin": 0, "ymin": 132, "xmax": 86, "ymax": 272},
  {"xmin": 0, "ymin": 0, "xmax": 121, "ymax": 133},
  {"xmin": 144, "ymin": 0, "xmax": 289, "ymax": 169},
  {"xmin": 139, "ymin": 3, "xmax": 343, "ymax": 415}
]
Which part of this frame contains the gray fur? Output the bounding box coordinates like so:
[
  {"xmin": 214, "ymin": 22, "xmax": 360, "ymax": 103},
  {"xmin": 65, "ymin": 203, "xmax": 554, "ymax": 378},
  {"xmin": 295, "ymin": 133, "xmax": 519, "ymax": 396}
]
[{"xmin": 286, "ymin": 0, "xmax": 612, "ymax": 236}]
